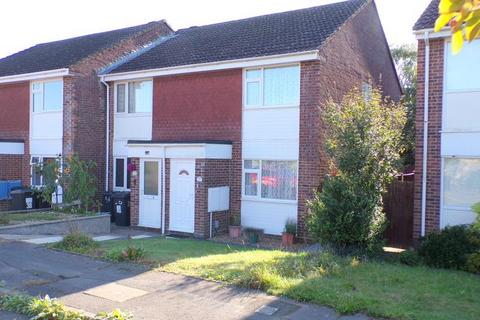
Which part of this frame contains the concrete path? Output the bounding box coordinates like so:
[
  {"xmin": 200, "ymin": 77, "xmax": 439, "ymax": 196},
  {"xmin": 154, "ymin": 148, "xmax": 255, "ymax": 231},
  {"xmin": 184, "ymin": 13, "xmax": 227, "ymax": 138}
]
[
  {"xmin": 0, "ymin": 225, "xmax": 160, "ymax": 244},
  {"xmin": 0, "ymin": 240, "xmax": 377, "ymax": 320}
]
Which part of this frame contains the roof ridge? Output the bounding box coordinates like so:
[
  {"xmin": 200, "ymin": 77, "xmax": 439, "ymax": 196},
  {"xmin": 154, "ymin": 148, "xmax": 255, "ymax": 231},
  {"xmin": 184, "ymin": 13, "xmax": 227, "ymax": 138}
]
[{"xmin": 176, "ymin": 0, "xmax": 368, "ymax": 32}]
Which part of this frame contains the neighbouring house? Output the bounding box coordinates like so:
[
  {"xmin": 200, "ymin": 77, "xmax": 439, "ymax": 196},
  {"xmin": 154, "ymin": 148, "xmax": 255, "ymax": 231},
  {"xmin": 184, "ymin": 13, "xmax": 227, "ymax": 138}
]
[
  {"xmin": 101, "ymin": 0, "xmax": 401, "ymax": 238},
  {"xmin": 414, "ymin": 0, "xmax": 480, "ymax": 239},
  {"xmin": 0, "ymin": 21, "xmax": 173, "ymax": 210}
]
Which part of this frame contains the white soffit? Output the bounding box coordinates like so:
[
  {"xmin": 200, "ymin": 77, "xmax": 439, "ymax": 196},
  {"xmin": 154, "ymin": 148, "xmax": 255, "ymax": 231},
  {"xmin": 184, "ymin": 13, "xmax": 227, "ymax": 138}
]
[{"xmin": 0, "ymin": 68, "xmax": 70, "ymax": 84}]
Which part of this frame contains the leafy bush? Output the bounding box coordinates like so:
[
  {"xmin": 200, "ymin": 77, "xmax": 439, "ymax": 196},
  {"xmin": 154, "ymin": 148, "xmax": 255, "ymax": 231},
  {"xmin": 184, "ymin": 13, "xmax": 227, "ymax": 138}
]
[
  {"xmin": 472, "ymin": 202, "xmax": 480, "ymax": 231},
  {"xmin": 418, "ymin": 226, "xmax": 479, "ymax": 270},
  {"xmin": 399, "ymin": 250, "xmax": 423, "ymax": 267},
  {"xmin": 37, "ymin": 155, "xmax": 97, "ymax": 212},
  {"xmin": 0, "ymin": 213, "xmax": 9, "ymax": 225},
  {"xmin": 308, "ymin": 89, "xmax": 406, "ymax": 251},
  {"xmin": 53, "ymin": 232, "xmax": 99, "ymax": 255},
  {"xmin": 105, "ymin": 245, "xmax": 146, "ymax": 262},
  {"xmin": 0, "ymin": 294, "xmax": 132, "ymax": 320},
  {"xmin": 466, "ymin": 252, "xmax": 480, "ymax": 274}
]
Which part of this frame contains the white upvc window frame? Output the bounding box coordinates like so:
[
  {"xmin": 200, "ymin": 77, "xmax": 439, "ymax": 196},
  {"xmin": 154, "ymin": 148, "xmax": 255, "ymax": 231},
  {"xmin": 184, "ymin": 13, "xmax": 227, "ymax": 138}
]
[
  {"xmin": 31, "ymin": 78, "xmax": 63, "ymax": 113},
  {"xmin": 243, "ymin": 64, "xmax": 301, "ymax": 109},
  {"xmin": 113, "ymin": 156, "xmax": 130, "ymax": 191},
  {"xmin": 242, "ymin": 159, "xmax": 298, "ymax": 203},
  {"xmin": 114, "ymin": 78, "xmax": 153, "ymax": 115}
]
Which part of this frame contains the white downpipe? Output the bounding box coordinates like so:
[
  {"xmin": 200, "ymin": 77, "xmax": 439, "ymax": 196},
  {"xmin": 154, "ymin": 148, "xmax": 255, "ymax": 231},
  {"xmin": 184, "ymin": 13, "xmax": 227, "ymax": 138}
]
[
  {"xmin": 421, "ymin": 31, "xmax": 430, "ymax": 237},
  {"xmin": 101, "ymin": 77, "xmax": 110, "ymax": 192},
  {"xmin": 161, "ymin": 152, "xmax": 166, "ymax": 235}
]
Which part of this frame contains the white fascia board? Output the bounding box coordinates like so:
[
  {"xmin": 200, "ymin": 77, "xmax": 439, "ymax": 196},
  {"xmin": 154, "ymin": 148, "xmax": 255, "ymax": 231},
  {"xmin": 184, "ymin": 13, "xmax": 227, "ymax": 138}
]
[
  {"xmin": 415, "ymin": 28, "xmax": 451, "ymax": 40},
  {"xmin": 0, "ymin": 141, "xmax": 24, "ymax": 155},
  {"xmin": 127, "ymin": 143, "xmax": 232, "ymax": 159},
  {"xmin": 0, "ymin": 68, "xmax": 70, "ymax": 84},
  {"xmin": 101, "ymin": 51, "xmax": 319, "ymax": 82}
]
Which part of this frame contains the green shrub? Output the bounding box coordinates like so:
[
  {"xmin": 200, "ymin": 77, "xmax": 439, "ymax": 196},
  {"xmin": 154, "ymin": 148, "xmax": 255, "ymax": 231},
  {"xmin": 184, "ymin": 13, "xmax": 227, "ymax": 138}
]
[
  {"xmin": 0, "ymin": 213, "xmax": 9, "ymax": 225},
  {"xmin": 466, "ymin": 252, "xmax": 480, "ymax": 273},
  {"xmin": 95, "ymin": 309, "xmax": 132, "ymax": 320},
  {"xmin": 53, "ymin": 232, "xmax": 99, "ymax": 255},
  {"xmin": 105, "ymin": 245, "xmax": 146, "ymax": 262},
  {"xmin": 418, "ymin": 226, "xmax": 479, "ymax": 270},
  {"xmin": 307, "ymin": 89, "xmax": 406, "ymax": 251},
  {"xmin": 472, "ymin": 202, "xmax": 480, "ymax": 231},
  {"xmin": 0, "ymin": 294, "xmax": 35, "ymax": 316},
  {"xmin": 399, "ymin": 250, "xmax": 423, "ymax": 266}
]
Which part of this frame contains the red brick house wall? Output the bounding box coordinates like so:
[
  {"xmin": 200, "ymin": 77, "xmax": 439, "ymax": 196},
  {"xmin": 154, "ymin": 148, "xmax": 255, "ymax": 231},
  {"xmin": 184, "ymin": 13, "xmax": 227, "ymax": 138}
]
[
  {"xmin": 413, "ymin": 39, "xmax": 445, "ymax": 239},
  {"xmin": 152, "ymin": 70, "xmax": 242, "ymax": 223},
  {"xmin": 297, "ymin": 1, "xmax": 402, "ymax": 239},
  {"xmin": 0, "ymin": 82, "xmax": 30, "ymax": 186}
]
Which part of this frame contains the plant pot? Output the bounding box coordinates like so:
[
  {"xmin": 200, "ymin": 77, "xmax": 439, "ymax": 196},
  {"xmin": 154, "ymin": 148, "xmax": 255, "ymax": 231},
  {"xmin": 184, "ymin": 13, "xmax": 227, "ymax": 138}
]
[
  {"xmin": 282, "ymin": 232, "xmax": 294, "ymax": 247},
  {"xmin": 248, "ymin": 232, "xmax": 259, "ymax": 244},
  {"xmin": 229, "ymin": 225, "xmax": 241, "ymax": 239}
]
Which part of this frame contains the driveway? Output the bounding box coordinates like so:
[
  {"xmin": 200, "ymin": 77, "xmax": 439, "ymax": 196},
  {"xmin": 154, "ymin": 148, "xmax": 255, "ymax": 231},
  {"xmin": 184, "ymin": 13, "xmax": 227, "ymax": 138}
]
[{"xmin": 0, "ymin": 240, "xmax": 374, "ymax": 320}]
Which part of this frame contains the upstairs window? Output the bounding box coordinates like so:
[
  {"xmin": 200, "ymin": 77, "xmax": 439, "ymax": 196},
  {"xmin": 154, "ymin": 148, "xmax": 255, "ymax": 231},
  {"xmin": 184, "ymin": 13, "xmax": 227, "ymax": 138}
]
[
  {"xmin": 244, "ymin": 65, "xmax": 300, "ymax": 108},
  {"xmin": 32, "ymin": 80, "xmax": 63, "ymax": 112},
  {"xmin": 115, "ymin": 80, "xmax": 152, "ymax": 113}
]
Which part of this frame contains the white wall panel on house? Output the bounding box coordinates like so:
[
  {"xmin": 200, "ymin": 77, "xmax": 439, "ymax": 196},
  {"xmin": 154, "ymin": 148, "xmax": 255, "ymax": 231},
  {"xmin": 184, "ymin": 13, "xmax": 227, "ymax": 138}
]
[
  {"xmin": 241, "ymin": 200, "xmax": 297, "ymax": 235},
  {"xmin": 442, "ymin": 132, "xmax": 480, "ymax": 156},
  {"xmin": 443, "ymin": 92, "xmax": 480, "ymax": 132},
  {"xmin": 445, "ymin": 40, "xmax": 480, "ymax": 92}
]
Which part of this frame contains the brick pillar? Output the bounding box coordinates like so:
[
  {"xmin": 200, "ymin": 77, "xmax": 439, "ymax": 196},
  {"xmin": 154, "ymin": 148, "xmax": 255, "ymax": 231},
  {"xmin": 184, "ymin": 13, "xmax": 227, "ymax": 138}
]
[{"xmin": 129, "ymin": 158, "xmax": 140, "ymax": 226}]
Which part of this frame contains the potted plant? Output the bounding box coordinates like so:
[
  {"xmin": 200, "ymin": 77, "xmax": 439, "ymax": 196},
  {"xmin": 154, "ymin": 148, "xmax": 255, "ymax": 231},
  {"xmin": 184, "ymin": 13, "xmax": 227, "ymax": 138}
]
[
  {"xmin": 244, "ymin": 227, "xmax": 262, "ymax": 244},
  {"xmin": 282, "ymin": 218, "xmax": 297, "ymax": 248},
  {"xmin": 229, "ymin": 215, "xmax": 241, "ymax": 238}
]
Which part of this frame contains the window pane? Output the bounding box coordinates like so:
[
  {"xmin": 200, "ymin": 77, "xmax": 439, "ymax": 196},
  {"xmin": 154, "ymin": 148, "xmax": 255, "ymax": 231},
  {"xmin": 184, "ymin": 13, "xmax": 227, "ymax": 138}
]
[
  {"xmin": 264, "ymin": 66, "xmax": 300, "ymax": 106},
  {"xmin": 446, "ymin": 40, "xmax": 480, "ymax": 91},
  {"xmin": 444, "ymin": 158, "xmax": 480, "ymax": 207},
  {"xmin": 32, "ymin": 163, "xmax": 42, "ymax": 186},
  {"xmin": 246, "ymin": 82, "xmax": 260, "ymax": 106},
  {"xmin": 115, "ymin": 158, "xmax": 125, "ymax": 188},
  {"xmin": 44, "ymin": 81, "xmax": 62, "ymax": 111},
  {"xmin": 129, "ymin": 81, "xmax": 152, "ymax": 113},
  {"xmin": 116, "ymin": 84, "xmax": 126, "ymax": 112},
  {"xmin": 245, "ymin": 173, "xmax": 258, "ymax": 196},
  {"xmin": 33, "ymin": 91, "xmax": 43, "ymax": 112},
  {"xmin": 244, "ymin": 160, "xmax": 260, "ymax": 169},
  {"xmin": 261, "ymin": 161, "xmax": 297, "ymax": 200},
  {"xmin": 144, "ymin": 161, "xmax": 158, "ymax": 196},
  {"xmin": 246, "ymin": 69, "xmax": 261, "ymax": 79}
]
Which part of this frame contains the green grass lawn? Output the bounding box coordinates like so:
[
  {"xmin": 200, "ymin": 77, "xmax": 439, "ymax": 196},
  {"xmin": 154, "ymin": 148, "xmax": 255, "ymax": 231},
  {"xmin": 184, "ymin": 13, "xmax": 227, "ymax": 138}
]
[
  {"xmin": 98, "ymin": 238, "xmax": 480, "ymax": 320},
  {"xmin": 0, "ymin": 211, "xmax": 79, "ymax": 226}
]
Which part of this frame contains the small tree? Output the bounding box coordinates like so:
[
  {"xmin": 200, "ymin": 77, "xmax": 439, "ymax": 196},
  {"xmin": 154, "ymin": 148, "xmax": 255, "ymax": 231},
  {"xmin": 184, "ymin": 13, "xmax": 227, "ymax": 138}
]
[{"xmin": 308, "ymin": 89, "xmax": 406, "ymax": 250}]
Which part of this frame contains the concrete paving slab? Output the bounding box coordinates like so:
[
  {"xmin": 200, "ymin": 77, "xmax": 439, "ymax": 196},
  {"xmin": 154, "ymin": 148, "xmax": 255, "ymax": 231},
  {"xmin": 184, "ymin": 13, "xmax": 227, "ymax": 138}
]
[
  {"xmin": 84, "ymin": 282, "xmax": 150, "ymax": 302},
  {"xmin": 130, "ymin": 235, "xmax": 152, "ymax": 239},
  {"xmin": 92, "ymin": 235, "xmax": 120, "ymax": 241},
  {"xmin": 23, "ymin": 236, "xmax": 63, "ymax": 244}
]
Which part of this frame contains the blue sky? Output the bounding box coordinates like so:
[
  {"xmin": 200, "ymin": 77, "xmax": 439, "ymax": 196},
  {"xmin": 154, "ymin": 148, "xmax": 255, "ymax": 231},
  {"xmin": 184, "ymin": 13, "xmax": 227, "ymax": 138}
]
[{"xmin": 0, "ymin": 0, "xmax": 432, "ymax": 59}]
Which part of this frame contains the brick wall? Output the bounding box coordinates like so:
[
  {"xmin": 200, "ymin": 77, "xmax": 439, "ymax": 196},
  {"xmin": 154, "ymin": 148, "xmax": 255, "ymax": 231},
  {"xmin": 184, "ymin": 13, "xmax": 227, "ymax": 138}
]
[
  {"xmin": 65, "ymin": 21, "xmax": 172, "ymax": 202},
  {"xmin": 129, "ymin": 158, "xmax": 140, "ymax": 226},
  {"xmin": 297, "ymin": 0, "xmax": 402, "ymax": 239},
  {"xmin": 413, "ymin": 39, "xmax": 445, "ymax": 239},
  {"xmin": 152, "ymin": 70, "xmax": 242, "ymax": 224},
  {"xmin": 0, "ymin": 82, "xmax": 30, "ymax": 186}
]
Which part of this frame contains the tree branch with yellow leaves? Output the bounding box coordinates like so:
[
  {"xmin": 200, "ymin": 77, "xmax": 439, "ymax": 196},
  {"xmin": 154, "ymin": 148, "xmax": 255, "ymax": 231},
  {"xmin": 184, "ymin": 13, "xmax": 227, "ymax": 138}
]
[{"xmin": 436, "ymin": 0, "xmax": 480, "ymax": 53}]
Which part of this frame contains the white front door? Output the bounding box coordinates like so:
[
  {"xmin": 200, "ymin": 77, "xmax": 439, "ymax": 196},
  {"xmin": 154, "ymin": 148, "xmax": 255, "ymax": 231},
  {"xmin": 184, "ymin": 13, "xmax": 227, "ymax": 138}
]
[
  {"xmin": 139, "ymin": 159, "xmax": 162, "ymax": 229},
  {"xmin": 169, "ymin": 159, "xmax": 195, "ymax": 233}
]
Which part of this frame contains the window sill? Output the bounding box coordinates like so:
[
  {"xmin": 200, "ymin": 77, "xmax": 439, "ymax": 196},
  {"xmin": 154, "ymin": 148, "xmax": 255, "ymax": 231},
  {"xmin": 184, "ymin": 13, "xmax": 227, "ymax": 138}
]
[
  {"xmin": 243, "ymin": 105, "xmax": 299, "ymax": 111},
  {"xmin": 242, "ymin": 197, "xmax": 297, "ymax": 205},
  {"xmin": 114, "ymin": 112, "xmax": 152, "ymax": 117},
  {"xmin": 32, "ymin": 110, "xmax": 63, "ymax": 114}
]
